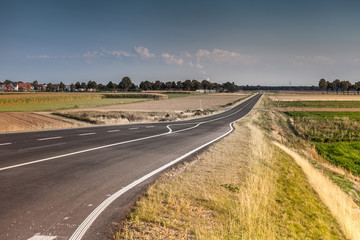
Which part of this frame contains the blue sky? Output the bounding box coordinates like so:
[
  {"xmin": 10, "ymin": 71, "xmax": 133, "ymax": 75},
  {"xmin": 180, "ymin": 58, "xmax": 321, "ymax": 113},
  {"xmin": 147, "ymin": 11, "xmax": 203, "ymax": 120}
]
[{"xmin": 1, "ymin": 0, "xmax": 360, "ymax": 86}]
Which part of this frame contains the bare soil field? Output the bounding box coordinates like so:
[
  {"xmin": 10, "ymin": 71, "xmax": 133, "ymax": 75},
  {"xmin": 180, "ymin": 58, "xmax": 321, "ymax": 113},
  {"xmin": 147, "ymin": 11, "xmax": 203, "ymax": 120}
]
[
  {"xmin": 74, "ymin": 93, "xmax": 248, "ymax": 112},
  {"xmin": 0, "ymin": 93, "xmax": 248, "ymax": 133},
  {"xmin": 269, "ymin": 93, "xmax": 360, "ymax": 101},
  {"xmin": 0, "ymin": 112, "xmax": 90, "ymax": 133}
]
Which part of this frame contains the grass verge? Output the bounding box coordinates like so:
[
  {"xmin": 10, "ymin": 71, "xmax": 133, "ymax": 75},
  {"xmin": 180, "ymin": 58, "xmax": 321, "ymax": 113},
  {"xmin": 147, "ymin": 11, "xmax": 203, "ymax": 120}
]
[
  {"xmin": 275, "ymin": 142, "xmax": 360, "ymax": 239},
  {"xmin": 113, "ymin": 111, "xmax": 346, "ymax": 239}
]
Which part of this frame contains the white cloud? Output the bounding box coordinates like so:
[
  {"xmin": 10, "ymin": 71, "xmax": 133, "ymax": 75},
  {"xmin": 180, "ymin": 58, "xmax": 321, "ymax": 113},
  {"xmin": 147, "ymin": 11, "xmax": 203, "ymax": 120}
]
[
  {"xmin": 347, "ymin": 58, "xmax": 360, "ymax": 64},
  {"xmin": 293, "ymin": 55, "xmax": 335, "ymax": 66},
  {"xmin": 133, "ymin": 46, "xmax": 155, "ymax": 59},
  {"xmin": 161, "ymin": 53, "xmax": 183, "ymax": 65},
  {"xmin": 183, "ymin": 51, "xmax": 192, "ymax": 58},
  {"xmin": 83, "ymin": 51, "xmax": 104, "ymax": 58},
  {"xmin": 26, "ymin": 55, "xmax": 53, "ymax": 59},
  {"xmin": 195, "ymin": 48, "xmax": 258, "ymax": 64}
]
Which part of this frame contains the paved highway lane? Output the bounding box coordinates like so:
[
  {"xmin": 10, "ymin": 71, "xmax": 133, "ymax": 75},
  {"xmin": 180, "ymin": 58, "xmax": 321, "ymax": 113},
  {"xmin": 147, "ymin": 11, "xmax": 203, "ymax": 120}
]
[{"xmin": 0, "ymin": 93, "xmax": 261, "ymax": 240}]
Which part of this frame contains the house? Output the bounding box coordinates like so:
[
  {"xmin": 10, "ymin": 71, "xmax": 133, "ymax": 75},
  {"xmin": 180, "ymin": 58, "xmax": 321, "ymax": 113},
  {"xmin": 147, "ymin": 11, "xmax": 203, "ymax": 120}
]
[
  {"xmin": 18, "ymin": 82, "xmax": 33, "ymax": 91},
  {"xmin": 0, "ymin": 86, "xmax": 4, "ymax": 92}
]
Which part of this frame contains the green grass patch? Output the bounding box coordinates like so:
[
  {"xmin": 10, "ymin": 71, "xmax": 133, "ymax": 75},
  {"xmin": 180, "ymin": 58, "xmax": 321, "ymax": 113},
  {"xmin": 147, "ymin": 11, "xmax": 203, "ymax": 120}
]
[
  {"xmin": 0, "ymin": 98, "xmax": 147, "ymax": 112},
  {"xmin": 285, "ymin": 112, "xmax": 360, "ymax": 142},
  {"xmin": 164, "ymin": 93, "xmax": 191, "ymax": 99},
  {"xmin": 285, "ymin": 111, "xmax": 360, "ymax": 120},
  {"xmin": 273, "ymin": 149, "xmax": 346, "ymax": 239},
  {"xmin": 274, "ymin": 101, "xmax": 360, "ymax": 108},
  {"xmin": 315, "ymin": 142, "xmax": 360, "ymax": 175}
]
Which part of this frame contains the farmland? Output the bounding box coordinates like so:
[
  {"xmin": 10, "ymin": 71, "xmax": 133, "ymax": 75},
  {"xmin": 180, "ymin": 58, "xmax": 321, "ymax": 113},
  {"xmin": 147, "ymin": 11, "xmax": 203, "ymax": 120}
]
[
  {"xmin": 0, "ymin": 92, "xmax": 167, "ymax": 112},
  {"xmin": 0, "ymin": 92, "xmax": 248, "ymax": 133},
  {"xmin": 285, "ymin": 111, "xmax": 360, "ymax": 176},
  {"xmin": 271, "ymin": 100, "xmax": 360, "ymax": 108}
]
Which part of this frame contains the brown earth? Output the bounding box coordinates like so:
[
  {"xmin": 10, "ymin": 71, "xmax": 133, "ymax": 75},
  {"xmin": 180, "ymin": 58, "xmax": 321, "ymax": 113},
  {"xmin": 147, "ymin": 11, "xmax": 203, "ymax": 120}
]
[
  {"xmin": 0, "ymin": 112, "xmax": 90, "ymax": 133},
  {"xmin": 71, "ymin": 93, "xmax": 248, "ymax": 112},
  {"xmin": 0, "ymin": 93, "xmax": 249, "ymax": 133}
]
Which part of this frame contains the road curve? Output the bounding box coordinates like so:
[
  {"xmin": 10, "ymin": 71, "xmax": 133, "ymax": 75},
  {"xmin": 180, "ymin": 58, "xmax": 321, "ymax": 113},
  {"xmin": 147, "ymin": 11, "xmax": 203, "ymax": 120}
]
[{"xmin": 0, "ymin": 93, "xmax": 261, "ymax": 240}]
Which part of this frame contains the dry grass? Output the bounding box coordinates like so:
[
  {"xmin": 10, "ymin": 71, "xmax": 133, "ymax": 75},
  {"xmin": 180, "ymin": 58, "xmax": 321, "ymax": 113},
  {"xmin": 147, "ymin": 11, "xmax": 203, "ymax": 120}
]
[
  {"xmin": 274, "ymin": 142, "xmax": 360, "ymax": 240},
  {"xmin": 114, "ymin": 110, "xmax": 346, "ymax": 239}
]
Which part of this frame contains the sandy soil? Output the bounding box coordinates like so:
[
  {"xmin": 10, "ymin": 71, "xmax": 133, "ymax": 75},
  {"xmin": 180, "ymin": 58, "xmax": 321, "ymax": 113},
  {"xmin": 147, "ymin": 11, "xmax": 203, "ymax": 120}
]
[
  {"xmin": 0, "ymin": 112, "xmax": 89, "ymax": 133},
  {"xmin": 269, "ymin": 93, "xmax": 360, "ymax": 101},
  {"xmin": 71, "ymin": 93, "xmax": 248, "ymax": 112}
]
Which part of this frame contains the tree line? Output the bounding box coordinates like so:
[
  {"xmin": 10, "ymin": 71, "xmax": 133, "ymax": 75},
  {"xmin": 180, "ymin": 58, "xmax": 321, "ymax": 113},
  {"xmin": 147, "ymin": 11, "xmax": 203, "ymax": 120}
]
[
  {"xmin": 1, "ymin": 77, "xmax": 239, "ymax": 93},
  {"xmin": 318, "ymin": 78, "xmax": 360, "ymax": 94}
]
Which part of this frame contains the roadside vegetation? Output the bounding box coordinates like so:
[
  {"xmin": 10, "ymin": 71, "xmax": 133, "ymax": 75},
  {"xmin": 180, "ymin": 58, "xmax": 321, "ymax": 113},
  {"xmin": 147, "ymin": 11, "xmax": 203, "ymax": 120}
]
[
  {"xmin": 270, "ymin": 100, "xmax": 360, "ymax": 108},
  {"xmin": 113, "ymin": 101, "xmax": 351, "ymax": 239}
]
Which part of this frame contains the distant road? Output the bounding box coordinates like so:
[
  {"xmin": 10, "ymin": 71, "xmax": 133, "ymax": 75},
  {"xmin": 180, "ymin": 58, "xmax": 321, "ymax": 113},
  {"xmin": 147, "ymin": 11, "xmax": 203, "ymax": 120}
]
[{"xmin": 0, "ymin": 93, "xmax": 261, "ymax": 240}]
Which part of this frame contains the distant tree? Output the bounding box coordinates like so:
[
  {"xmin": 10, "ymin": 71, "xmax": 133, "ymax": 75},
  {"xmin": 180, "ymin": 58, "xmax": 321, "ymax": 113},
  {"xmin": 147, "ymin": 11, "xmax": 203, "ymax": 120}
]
[
  {"xmin": 183, "ymin": 80, "xmax": 193, "ymax": 91},
  {"xmin": 4, "ymin": 80, "xmax": 12, "ymax": 84},
  {"xmin": 192, "ymin": 80, "xmax": 201, "ymax": 91},
  {"xmin": 340, "ymin": 80, "xmax": 351, "ymax": 94},
  {"xmin": 97, "ymin": 83, "xmax": 106, "ymax": 91},
  {"xmin": 70, "ymin": 83, "xmax": 76, "ymax": 92},
  {"xmin": 333, "ymin": 79, "xmax": 341, "ymax": 94},
  {"xmin": 59, "ymin": 82, "xmax": 66, "ymax": 91},
  {"xmin": 326, "ymin": 81, "xmax": 331, "ymax": 94},
  {"xmin": 106, "ymin": 81, "xmax": 117, "ymax": 91},
  {"xmin": 223, "ymin": 82, "xmax": 238, "ymax": 93},
  {"xmin": 201, "ymin": 80, "xmax": 213, "ymax": 90},
  {"xmin": 119, "ymin": 76, "xmax": 133, "ymax": 91},
  {"xmin": 153, "ymin": 80, "xmax": 162, "ymax": 90},
  {"xmin": 32, "ymin": 80, "xmax": 39, "ymax": 90},
  {"xmin": 165, "ymin": 81, "xmax": 173, "ymax": 90},
  {"xmin": 87, "ymin": 80, "xmax": 97, "ymax": 90},
  {"xmin": 46, "ymin": 83, "xmax": 53, "ymax": 92},
  {"xmin": 139, "ymin": 81, "xmax": 153, "ymax": 91},
  {"xmin": 176, "ymin": 81, "xmax": 183, "ymax": 90},
  {"xmin": 354, "ymin": 81, "xmax": 360, "ymax": 94},
  {"xmin": 328, "ymin": 82, "xmax": 336, "ymax": 93},
  {"xmin": 318, "ymin": 78, "xmax": 327, "ymax": 94},
  {"xmin": 311, "ymin": 85, "xmax": 316, "ymax": 91},
  {"xmin": 81, "ymin": 82, "xmax": 87, "ymax": 90},
  {"xmin": 75, "ymin": 82, "xmax": 81, "ymax": 89}
]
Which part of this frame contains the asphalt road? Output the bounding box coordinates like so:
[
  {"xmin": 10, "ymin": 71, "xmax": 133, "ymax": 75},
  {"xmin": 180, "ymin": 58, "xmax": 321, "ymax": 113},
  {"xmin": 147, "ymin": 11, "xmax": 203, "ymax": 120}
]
[{"xmin": 0, "ymin": 93, "xmax": 261, "ymax": 240}]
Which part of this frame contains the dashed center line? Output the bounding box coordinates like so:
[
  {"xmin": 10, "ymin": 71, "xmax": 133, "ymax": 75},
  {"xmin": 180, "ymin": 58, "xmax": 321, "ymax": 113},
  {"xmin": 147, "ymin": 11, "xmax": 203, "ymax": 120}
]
[
  {"xmin": 107, "ymin": 130, "xmax": 120, "ymax": 133},
  {"xmin": 79, "ymin": 132, "xmax": 96, "ymax": 136},
  {"xmin": 0, "ymin": 143, "xmax": 12, "ymax": 146},
  {"xmin": 128, "ymin": 127, "xmax": 139, "ymax": 130},
  {"xmin": 145, "ymin": 126, "xmax": 154, "ymax": 128},
  {"xmin": 38, "ymin": 136, "xmax": 62, "ymax": 141}
]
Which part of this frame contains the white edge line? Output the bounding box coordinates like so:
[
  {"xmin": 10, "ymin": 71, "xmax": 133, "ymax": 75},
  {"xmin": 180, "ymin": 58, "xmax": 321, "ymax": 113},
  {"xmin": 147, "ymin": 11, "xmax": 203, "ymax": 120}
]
[
  {"xmin": 78, "ymin": 133, "xmax": 96, "ymax": 136},
  {"xmin": 0, "ymin": 143, "xmax": 12, "ymax": 146},
  {"xmin": 0, "ymin": 94, "xmax": 260, "ymax": 172},
  {"xmin": 69, "ymin": 93, "xmax": 261, "ymax": 240},
  {"xmin": 0, "ymin": 94, "xmax": 256, "ymax": 136},
  {"xmin": 38, "ymin": 136, "xmax": 62, "ymax": 141}
]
